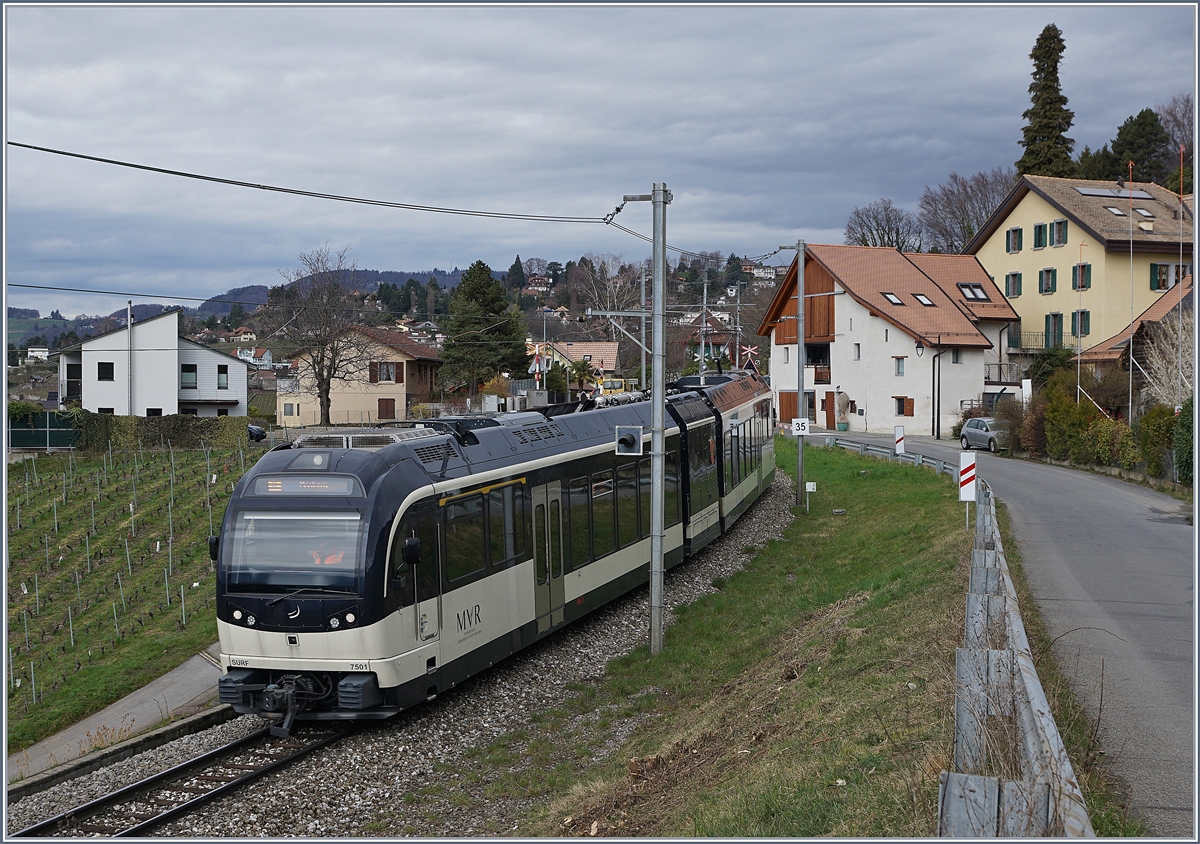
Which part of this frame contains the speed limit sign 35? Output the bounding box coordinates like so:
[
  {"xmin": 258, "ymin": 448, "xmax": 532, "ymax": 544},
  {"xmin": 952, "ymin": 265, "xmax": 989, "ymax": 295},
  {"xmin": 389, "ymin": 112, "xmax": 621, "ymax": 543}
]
[{"xmin": 791, "ymin": 418, "xmax": 809, "ymax": 436}]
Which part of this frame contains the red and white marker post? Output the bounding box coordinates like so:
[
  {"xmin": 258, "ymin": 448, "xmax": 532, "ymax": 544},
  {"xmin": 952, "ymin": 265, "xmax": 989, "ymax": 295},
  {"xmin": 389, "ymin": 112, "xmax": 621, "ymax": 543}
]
[
  {"xmin": 894, "ymin": 425, "xmax": 905, "ymax": 455},
  {"xmin": 959, "ymin": 451, "xmax": 977, "ymax": 529}
]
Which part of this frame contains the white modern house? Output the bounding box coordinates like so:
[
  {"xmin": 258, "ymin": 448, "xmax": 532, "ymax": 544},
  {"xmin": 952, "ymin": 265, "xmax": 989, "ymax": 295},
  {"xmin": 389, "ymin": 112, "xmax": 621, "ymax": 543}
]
[
  {"xmin": 757, "ymin": 245, "xmax": 1019, "ymax": 436},
  {"xmin": 54, "ymin": 308, "xmax": 251, "ymax": 417}
]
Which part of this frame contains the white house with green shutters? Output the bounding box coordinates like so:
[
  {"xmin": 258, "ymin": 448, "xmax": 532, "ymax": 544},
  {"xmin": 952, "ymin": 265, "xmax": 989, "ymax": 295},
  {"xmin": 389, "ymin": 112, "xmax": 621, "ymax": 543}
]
[{"xmin": 966, "ymin": 175, "xmax": 1192, "ymax": 358}]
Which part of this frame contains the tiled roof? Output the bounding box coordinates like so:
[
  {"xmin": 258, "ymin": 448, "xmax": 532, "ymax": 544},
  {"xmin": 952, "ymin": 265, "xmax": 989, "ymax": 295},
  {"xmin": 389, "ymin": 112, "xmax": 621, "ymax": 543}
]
[
  {"xmin": 965, "ymin": 175, "xmax": 1194, "ymax": 254},
  {"xmin": 354, "ymin": 326, "xmax": 442, "ymax": 362},
  {"xmin": 903, "ymin": 253, "xmax": 1019, "ymax": 323},
  {"xmin": 805, "ymin": 244, "xmax": 992, "ymax": 347},
  {"xmin": 1076, "ymin": 275, "xmax": 1193, "ymax": 363},
  {"xmin": 549, "ymin": 341, "xmax": 621, "ymax": 368}
]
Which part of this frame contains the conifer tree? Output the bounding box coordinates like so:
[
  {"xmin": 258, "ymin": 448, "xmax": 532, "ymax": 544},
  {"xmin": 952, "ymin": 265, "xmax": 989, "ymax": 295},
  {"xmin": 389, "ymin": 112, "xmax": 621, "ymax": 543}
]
[{"xmin": 1016, "ymin": 24, "xmax": 1075, "ymax": 177}]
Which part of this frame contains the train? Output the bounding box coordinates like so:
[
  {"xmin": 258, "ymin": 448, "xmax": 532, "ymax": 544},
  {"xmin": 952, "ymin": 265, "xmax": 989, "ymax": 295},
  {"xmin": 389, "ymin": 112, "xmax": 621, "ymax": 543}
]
[{"xmin": 212, "ymin": 371, "xmax": 775, "ymax": 736}]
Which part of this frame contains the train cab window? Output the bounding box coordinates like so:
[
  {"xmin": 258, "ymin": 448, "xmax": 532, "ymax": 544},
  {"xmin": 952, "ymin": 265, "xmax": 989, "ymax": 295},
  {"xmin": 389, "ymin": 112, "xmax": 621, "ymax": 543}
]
[
  {"xmin": 568, "ymin": 476, "xmax": 591, "ymax": 569},
  {"xmin": 488, "ymin": 484, "xmax": 525, "ymax": 566},
  {"xmin": 445, "ymin": 494, "xmax": 486, "ymax": 583},
  {"xmin": 617, "ymin": 463, "xmax": 639, "ymax": 548},
  {"xmin": 591, "ymin": 470, "xmax": 616, "ymax": 559},
  {"xmin": 391, "ymin": 510, "xmax": 437, "ymax": 606},
  {"xmin": 638, "ymin": 459, "xmax": 651, "ymax": 540}
]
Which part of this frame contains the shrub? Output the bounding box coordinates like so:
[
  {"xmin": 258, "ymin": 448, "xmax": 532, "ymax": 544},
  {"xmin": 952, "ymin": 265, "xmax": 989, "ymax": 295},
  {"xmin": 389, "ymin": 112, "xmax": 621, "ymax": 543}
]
[
  {"xmin": 1136, "ymin": 404, "xmax": 1177, "ymax": 477},
  {"xmin": 1019, "ymin": 396, "xmax": 1048, "ymax": 457},
  {"xmin": 951, "ymin": 403, "xmax": 987, "ymax": 440},
  {"xmin": 993, "ymin": 397, "xmax": 1025, "ymax": 452},
  {"xmin": 1175, "ymin": 397, "xmax": 1193, "ymax": 486},
  {"xmin": 1043, "ymin": 392, "xmax": 1097, "ymax": 461},
  {"xmin": 7, "ymin": 399, "xmax": 43, "ymax": 422}
]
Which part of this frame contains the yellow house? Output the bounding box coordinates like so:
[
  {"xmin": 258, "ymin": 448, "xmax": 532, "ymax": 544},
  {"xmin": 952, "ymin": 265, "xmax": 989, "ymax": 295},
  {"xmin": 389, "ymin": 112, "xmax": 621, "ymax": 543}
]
[
  {"xmin": 966, "ymin": 176, "xmax": 1192, "ymax": 357},
  {"xmin": 277, "ymin": 327, "xmax": 441, "ymax": 426}
]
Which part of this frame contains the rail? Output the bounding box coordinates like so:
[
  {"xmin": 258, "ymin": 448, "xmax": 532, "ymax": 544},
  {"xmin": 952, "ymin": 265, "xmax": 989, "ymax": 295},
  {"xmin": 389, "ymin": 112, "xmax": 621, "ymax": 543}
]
[{"xmin": 819, "ymin": 437, "xmax": 1094, "ymax": 836}]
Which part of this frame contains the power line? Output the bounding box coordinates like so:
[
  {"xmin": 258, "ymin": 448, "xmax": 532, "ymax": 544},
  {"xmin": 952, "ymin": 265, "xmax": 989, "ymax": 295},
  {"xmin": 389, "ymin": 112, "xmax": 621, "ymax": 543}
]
[{"xmin": 7, "ymin": 141, "xmax": 620, "ymax": 225}]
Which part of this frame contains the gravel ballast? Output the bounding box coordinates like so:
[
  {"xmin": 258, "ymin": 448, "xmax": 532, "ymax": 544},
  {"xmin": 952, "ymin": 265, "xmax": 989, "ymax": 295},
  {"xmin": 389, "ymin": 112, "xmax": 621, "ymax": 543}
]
[{"xmin": 9, "ymin": 473, "xmax": 795, "ymax": 837}]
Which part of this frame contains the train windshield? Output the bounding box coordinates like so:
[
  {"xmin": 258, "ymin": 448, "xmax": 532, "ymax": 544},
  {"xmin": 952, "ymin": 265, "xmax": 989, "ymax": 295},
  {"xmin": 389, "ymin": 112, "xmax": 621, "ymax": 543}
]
[{"xmin": 224, "ymin": 510, "xmax": 363, "ymax": 593}]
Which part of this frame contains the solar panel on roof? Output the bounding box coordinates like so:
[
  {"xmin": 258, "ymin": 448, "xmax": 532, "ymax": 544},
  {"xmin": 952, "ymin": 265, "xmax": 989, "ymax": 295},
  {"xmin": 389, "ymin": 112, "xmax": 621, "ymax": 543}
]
[{"xmin": 1074, "ymin": 187, "xmax": 1154, "ymax": 199}]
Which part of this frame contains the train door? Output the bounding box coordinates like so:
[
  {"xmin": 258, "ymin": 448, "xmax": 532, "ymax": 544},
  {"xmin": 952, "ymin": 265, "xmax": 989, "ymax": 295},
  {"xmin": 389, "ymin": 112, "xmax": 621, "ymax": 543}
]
[
  {"xmin": 412, "ymin": 510, "xmax": 440, "ymax": 643},
  {"xmin": 532, "ymin": 481, "xmax": 565, "ymax": 633}
]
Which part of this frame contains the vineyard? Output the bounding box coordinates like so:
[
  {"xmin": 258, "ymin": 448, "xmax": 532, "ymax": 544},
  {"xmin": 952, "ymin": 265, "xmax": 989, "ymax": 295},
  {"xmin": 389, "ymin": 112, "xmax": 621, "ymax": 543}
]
[{"xmin": 6, "ymin": 439, "xmax": 258, "ymax": 753}]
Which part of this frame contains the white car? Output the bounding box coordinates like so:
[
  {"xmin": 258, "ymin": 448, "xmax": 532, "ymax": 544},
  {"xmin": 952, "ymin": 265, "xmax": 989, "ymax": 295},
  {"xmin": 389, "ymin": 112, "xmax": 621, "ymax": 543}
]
[{"xmin": 960, "ymin": 417, "xmax": 1000, "ymax": 452}]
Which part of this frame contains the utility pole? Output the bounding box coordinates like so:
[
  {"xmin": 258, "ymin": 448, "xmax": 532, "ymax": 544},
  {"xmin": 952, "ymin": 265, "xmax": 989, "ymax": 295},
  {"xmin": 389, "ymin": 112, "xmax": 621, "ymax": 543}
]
[
  {"xmin": 780, "ymin": 241, "xmax": 806, "ymax": 507},
  {"xmin": 622, "ymin": 183, "xmax": 671, "ymax": 656},
  {"xmin": 640, "ymin": 267, "xmax": 647, "ymax": 390}
]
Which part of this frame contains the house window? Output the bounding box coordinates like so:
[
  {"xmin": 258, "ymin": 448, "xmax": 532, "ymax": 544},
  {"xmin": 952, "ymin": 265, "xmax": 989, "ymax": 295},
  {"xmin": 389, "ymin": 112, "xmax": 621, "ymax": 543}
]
[
  {"xmin": 1045, "ymin": 313, "xmax": 1064, "ymax": 348},
  {"xmin": 1033, "ymin": 223, "xmax": 1047, "ymax": 249},
  {"xmin": 1134, "ymin": 208, "xmax": 1154, "ymax": 219},
  {"xmin": 146, "ymin": 408, "xmax": 162, "ymax": 417},
  {"xmin": 181, "ymin": 364, "xmax": 198, "ymax": 389},
  {"xmin": 1005, "ymin": 227, "xmax": 1023, "ymax": 253},
  {"xmin": 1105, "ymin": 206, "xmax": 1125, "ymax": 216},
  {"xmin": 1150, "ymin": 263, "xmax": 1191, "ymax": 291},
  {"xmin": 217, "ymin": 364, "xmax": 229, "ymax": 389},
  {"xmin": 894, "ymin": 357, "xmax": 906, "ymax": 376},
  {"xmin": 893, "ymin": 397, "xmax": 914, "ymax": 417},
  {"xmin": 1072, "ymin": 263, "xmax": 1092, "ymax": 290},
  {"xmin": 958, "ymin": 283, "xmax": 990, "ymax": 301},
  {"xmin": 98, "ymin": 407, "xmax": 114, "ymax": 415},
  {"xmin": 1049, "ymin": 219, "xmax": 1068, "ymax": 246},
  {"xmin": 370, "ymin": 361, "xmax": 398, "ymax": 383},
  {"xmin": 217, "ymin": 408, "xmax": 228, "ymax": 417},
  {"xmin": 1038, "ymin": 268, "xmax": 1057, "ymax": 294},
  {"xmin": 181, "ymin": 408, "xmax": 198, "ymax": 416},
  {"xmin": 783, "ymin": 347, "xmax": 789, "ymax": 364},
  {"xmin": 1071, "ymin": 310, "xmax": 1091, "ymax": 337},
  {"xmin": 882, "ymin": 292, "xmax": 903, "ymax": 305},
  {"xmin": 97, "ymin": 361, "xmax": 115, "ymax": 381},
  {"xmin": 378, "ymin": 398, "xmax": 397, "ymax": 420},
  {"xmin": 283, "ymin": 403, "xmax": 297, "ymax": 417},
  {"xmin": 913, "ymin": 293, "xmax": 935, "ymax": 307},
  {"xmin": 952, "ymin": 349, "xmax": 963, "ymax": 364},
  {"xmin": 1005, "ymin": 272, "xmax": 1022, "ymax": 297},
  {"xmin": 884, "ymin": 329, "xmax": 889, "ymax": 342},
  {"xmin": 853, "ymin": 343, "xmax": 861, "ymax": 361}
]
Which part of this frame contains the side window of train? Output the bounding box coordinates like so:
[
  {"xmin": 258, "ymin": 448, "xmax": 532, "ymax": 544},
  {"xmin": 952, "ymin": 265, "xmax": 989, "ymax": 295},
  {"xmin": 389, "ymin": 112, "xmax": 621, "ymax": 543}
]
[
  {"xmin": 591, "ymin": 470, "xmax": 616, "ymax": 559},
  {"xmin": 665, "ymin": 440, "xmax": 681, "ymax": 527},
  {"xmin": 445, "ymin": 494, "xmax": 486, "ymax": 583},
  {"xmin": 568, "ymin": 476, "xmax": 591, "ymax": 569},
  {"xmin": 391, "ymin": 510, "xmax": 436, "ymax": 606},
  {"xmin": 638, "ymin": 459, "xmax": 651, "ymax": 540},
  {"xmin": 488, "ymin": 483, "xmax": 525, "ymax": 567},
  {"xmin": 617, "ymin": 463, "xmax": 638, "ymax": 548}
]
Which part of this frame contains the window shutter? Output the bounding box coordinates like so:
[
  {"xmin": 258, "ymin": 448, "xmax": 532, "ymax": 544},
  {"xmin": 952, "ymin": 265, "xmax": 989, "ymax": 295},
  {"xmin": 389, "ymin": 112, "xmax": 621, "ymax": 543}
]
[
  {"xmin": 1005, "ymin": 230, "xmax": 1011, "ymax": 252},
  {"xmin": 1082, "ymin": 311, "xmax": 1090, "ymax": 336},
  {"xmin": 369, "ymin": 362, "xmax": 379, "ymax": 383},
  {"xmin": 397, "ymin": 361, "xmax": 405, "ymax": 385},
  {"xmin": 1015, "ymin": 272, "xmax": 1021, "ymax": 296},
  {"xmin": 1084, "ymin": 264, "xmax": 1091, "ymax": 289},
  {"xmin": 1016, "ymin": 229, "xmax": 1022, "ymax": 250},
  {"xmin": 1050, "ymin": 268, "xmax": 1057, "ymax": 293},
  {"xmin": 1060, "ymin": 220, "xmax": 1068, "ymax": 244},
  {"xmin": 1045, "ymin": 314, "xmax": 1053, "ymax": 347},
  {"xmin": 1071, "ymin": 311, "xmax": 1078, "ymax": 337},
  {"xmin": 1149, "ymin": 264, "xmax": 1159, "ymax": 290},
  {"xmin": 1072, "ymin": 265, "xmax": 1078, "ymax": 289},
  {"xmin": 904, "ymin": 397, "xmax": 915, "ymax": 417}
]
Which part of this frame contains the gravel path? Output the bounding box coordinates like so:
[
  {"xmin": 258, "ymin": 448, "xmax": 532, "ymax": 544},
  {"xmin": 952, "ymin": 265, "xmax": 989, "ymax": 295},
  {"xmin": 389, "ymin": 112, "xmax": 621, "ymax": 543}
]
[{"xmin": 8, "ymin": 473, "xmax": 795, "ymax": 837}]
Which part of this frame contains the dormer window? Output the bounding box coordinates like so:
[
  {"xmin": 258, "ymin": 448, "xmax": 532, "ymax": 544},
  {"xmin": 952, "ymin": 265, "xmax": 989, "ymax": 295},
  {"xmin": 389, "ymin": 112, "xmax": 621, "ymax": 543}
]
[
  {"xmin": 882, "ymin": 292, "xmax": 903, "ymax": 306},
  {"xmin": 1134, "ymin": 208, "xmax": 1155, "ymax": 219},
  {"xmin": 1105, "ymin": 206, "xmax": 1126, "ymax": 216},
  {"xmin": 913, "ymin": 293, "xmax": 935, "ymax": 307}
]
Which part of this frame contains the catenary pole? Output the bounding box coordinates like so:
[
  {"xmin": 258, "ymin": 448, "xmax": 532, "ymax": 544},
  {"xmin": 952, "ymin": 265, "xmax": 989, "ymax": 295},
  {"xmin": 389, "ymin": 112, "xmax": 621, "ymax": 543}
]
[
  {"xmin": 651, "ymin": 183, "xmax": 670, "ymax": 655},
  {"xmin": 780, "ymin": 241, "xmax": 807, "ymax": 507}
]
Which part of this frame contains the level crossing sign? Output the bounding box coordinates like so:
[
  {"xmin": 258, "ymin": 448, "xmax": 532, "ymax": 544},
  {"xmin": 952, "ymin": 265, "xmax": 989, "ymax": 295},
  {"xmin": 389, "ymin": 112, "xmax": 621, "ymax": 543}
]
[{"xmin": 958, "ymin": 452, "xmax": 977, "ymax": 502}]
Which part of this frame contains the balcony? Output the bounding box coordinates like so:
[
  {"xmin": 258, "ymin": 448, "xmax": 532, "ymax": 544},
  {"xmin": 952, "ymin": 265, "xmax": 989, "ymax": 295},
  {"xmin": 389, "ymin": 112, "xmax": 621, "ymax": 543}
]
[{"xmin": 985, "ymin": 362, "xmax": 1022, "ymax": 385}]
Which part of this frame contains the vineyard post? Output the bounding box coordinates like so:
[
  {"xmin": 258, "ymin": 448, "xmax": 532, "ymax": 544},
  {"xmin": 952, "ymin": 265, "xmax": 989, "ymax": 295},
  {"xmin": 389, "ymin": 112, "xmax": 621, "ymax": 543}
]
[
  {"xmin": 15, "ymin": 498, "xmax": 19, "ymax": 531},
  {"xmin": 112, "ymin": 603, "xmax": 119, "ymax": 639},
  {"xmin": 76, "ymin": 570, "xmax": 82, "ymax": 611},
  {"xmin": 125, "ymin": 538, "xmax": 132, "ymax": 576},
  {"xmin": 91, "ymin": 500, "xmax": 96, "ymax": 535},
  {"xmin": 45, "ymin": 535, "xmax": 49, "ymax": 573},
  {"xmin": 165, "ymin": 569, "xmax": 170, "ymax": 605},
  {"xmin": 168, "ymin": 499, "xmax": 174, "ymax": 576},
  {"xmin": 23, "ymin": 611, "xmax": 30, "ymax": 651},
  {"xmin": 181, "ymin": 586, "xmax": 186, "ymax": 627},
  {"xmin": 53, "ymin": 500, "xmax": 58, "ymax": 535},
  {"xmin": 117, "ymin": 570, "xmax": 126, "ymax": 610},
  {"xmin": 34, "ymin": 573, "xmax": 39, "ymax": 614},
  {"xmin": 86, "ymin": 535, "xmax": 91, "ymax": 573},
  {"xmin": 31, "ymin": 454, "xmax": 39, "ymax": 484},
  {"xmin": 30, "ymin": 662, "xmax": 35, "ymax": 704},
  {"xmin": 68, "ymin": 606, "xmax": 75, "ymax": 648},
  {"xmin": 61, "ymin": 472, "xmax": 66, "ymax": 503}
]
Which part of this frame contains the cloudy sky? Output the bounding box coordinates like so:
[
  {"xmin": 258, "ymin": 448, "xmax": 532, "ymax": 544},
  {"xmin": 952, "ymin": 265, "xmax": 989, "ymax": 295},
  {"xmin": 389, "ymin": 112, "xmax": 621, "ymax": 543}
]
[{"xmin": 4, "ymin": 4, "xmax": 1195, "ymax": 320}]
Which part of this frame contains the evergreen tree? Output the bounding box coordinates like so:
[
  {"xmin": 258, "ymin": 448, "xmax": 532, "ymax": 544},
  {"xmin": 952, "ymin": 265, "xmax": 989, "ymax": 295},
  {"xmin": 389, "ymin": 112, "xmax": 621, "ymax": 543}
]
[
  {"xmin": 440, "ymin": 260, "xmax": 529, "ymax": 393},
  {"xmin": 1016, "ymin": 24, "xmax": 1076, "ymax": 177},
  {"xmin": 227, "ymin": 301, "xmax": 245, "ymax": 328},
  {"xmin": 1111, "ymin": 109, "xmax": 1172, "ymax": 185},
  {"xmin": 507, "ymin": 255, "xmax": 527, "ymax": 291},
  {"xmin": 1075, "ymin": 144, "xmax": 1118, "ymax": 180}
]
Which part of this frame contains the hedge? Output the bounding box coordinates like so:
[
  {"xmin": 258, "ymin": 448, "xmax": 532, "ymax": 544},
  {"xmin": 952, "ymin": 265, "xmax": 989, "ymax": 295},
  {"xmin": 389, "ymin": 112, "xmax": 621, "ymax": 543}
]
[{"xmin": 75, "ymin": 411, "xmax": 252, "ymax": 452}]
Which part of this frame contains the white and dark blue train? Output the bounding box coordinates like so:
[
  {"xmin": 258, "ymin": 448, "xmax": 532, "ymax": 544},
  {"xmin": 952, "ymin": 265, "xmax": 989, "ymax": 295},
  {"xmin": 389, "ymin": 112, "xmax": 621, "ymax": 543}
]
[{"xmin": 213, "ymin": 372, "xmax": 774, "ymax": 735}]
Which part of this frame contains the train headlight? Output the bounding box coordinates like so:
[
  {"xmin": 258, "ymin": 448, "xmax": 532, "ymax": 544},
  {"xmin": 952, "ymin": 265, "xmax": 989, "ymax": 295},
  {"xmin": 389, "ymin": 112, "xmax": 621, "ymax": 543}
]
[
  {"xmin": 329, "ymin": 617, "xmax": 341, "ymax": 630},
  {"xmin": 233, "ymin": 609, "xmax": 243, "ymax": 621},
  {"xmin": 246, "ymin": 615, "xmax": 256, "ymax": 627},
  {"xmin": 344, "ymin": 612, "xmax": 356, "ymax": 625}
]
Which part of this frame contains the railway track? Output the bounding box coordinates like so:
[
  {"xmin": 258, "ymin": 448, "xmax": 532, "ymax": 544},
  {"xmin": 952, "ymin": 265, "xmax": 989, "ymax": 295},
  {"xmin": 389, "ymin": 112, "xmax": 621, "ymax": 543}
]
[{"xmin": 11, "ymin": 724, "xmax": 355, "ymax": 837}]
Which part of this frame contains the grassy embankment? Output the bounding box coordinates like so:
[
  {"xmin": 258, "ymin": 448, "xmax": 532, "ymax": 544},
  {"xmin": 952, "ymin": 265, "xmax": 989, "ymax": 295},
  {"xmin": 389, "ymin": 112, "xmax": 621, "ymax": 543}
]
[
  {"xmin": 396, "ymin": 439, "xmax": 1141, "ymax": 836},
  {"xmin": 6, "ymin": 444, "xmax": 247, "ymax": 755}
]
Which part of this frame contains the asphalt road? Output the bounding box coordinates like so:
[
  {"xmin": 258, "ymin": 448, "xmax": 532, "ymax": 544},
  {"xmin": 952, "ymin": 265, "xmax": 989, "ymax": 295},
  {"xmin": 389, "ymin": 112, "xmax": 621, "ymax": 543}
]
[{"xmin": 833, "ymin": 432, "xmax": 1194, "ymax": 836}]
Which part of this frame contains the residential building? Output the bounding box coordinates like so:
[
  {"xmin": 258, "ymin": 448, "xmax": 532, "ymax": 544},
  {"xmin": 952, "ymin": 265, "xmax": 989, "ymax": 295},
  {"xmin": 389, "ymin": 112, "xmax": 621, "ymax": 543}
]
[
  {"xmin": 53, "ymin": 308, "xmax": 251, "ymax": 417},
  {"xmin": 230, "ymin": 327, "xmax": 257, "ymax": 343},
  {"xmin": 534, "ymin": 341, "xmax": 621, "ymax": 377},
  {"xmin": 757, "ymin": 245, "xmax": 1018, "ymax": 435},
  {"xmin": 965, "ymin": 176, "xmax": 1193, "ymax": 359},
  {"xmin": 25, "ymin": 346, "xmax": 50, "ymax": 361},
  {"xmin": 236, "ymin": 347, "xmax": 274, "ymax": 370},
  {"xmin": 276, "ymin": 326, "xmax": 441, "ymax": 426}
]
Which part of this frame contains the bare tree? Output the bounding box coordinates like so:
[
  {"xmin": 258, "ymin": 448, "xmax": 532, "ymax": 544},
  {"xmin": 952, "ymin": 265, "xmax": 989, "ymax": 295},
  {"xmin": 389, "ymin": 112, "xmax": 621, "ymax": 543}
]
[
  {"xmin": 521, "ymin": 257, "xmax": 549, "ymax": 277},
  {"xmin": 575, "ymin": 253, "xmax": 643, "ymax": 341},
  {"xmin": 267, "ymin": 245, "xmax": 374, "ymax": 426},
  {"xmin": 1141, "ymin": 309, "xmax": 1194, "ymax": 408},
  {"xmin": 844, "ymin": 198, "xmax": 923, "ymax": 251},
  {"xmin": 918, "ymin": 167, "xmax": 1018, "ymax": 254},
  {"xmin": 1156, "ymin": 92, "xmax": 1193, "ymax": 159}
]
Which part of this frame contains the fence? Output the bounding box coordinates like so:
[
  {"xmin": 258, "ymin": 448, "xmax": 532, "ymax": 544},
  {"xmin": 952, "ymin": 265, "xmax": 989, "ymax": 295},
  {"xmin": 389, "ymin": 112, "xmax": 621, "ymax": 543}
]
[
  {"xmin": 8, "ymin": 412, "xmax": 78, "ymax": 450},
  {"xmin": 820, "ymin": 437, "xmax": 1094, "ymax": 837}
]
